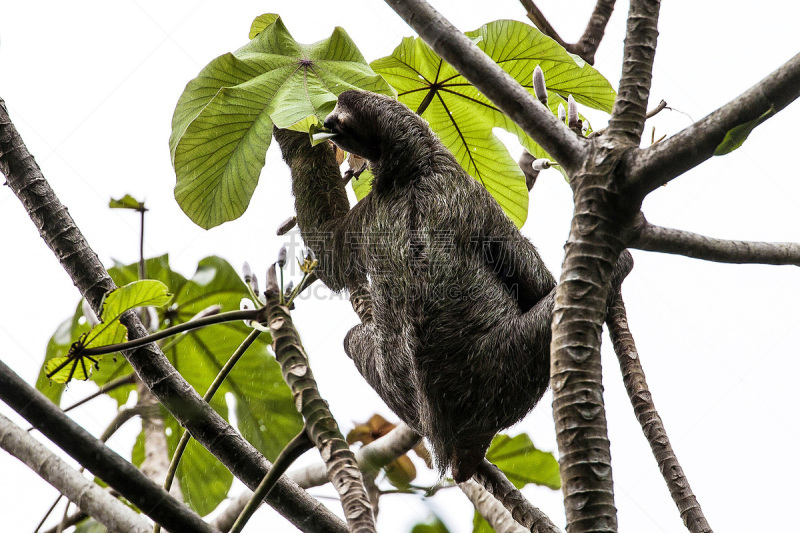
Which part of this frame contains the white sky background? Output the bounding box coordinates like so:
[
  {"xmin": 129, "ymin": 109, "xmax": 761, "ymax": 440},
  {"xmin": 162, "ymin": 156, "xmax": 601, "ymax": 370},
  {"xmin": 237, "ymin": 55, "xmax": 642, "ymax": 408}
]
[{"xmin": 1, "ymin": 1, "xmax": 799, "ymax": 531}]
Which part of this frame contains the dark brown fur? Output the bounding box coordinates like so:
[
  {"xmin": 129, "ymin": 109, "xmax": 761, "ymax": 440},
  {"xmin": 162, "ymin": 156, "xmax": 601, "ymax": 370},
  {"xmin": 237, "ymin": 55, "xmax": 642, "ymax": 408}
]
[{"xmin": 274, "ymin": 90, "xmax": 629, "ymax": 482}]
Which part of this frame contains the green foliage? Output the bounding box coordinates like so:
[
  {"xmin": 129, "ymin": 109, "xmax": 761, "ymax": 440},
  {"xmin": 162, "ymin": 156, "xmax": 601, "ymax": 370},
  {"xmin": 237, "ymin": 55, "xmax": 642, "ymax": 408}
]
[
  {"xmin": 74, "ymin": 519, "xmax": 108, "ymax": 533},
  {"xmin": 369, "ymin": 19, "xmax": 615, "ymax": 226},
  {"xmin": 714, "ymin": 105, "xmax": 775, "ymax": 155},
  {"xmin": 411, "ymin": 517, "xmax": 451, "ymax": 533},
  {"xmin": 485, "ymin": 433, "xmax": 560, "ymax": 490},
  {"xmin": 470, "ymin": 433, "xmax": 560, "ymax": 532},
  {"xmin": 109, "ymin": 194, "xmax": 146, "ymax": 211},
  {"xmin": 38, "ymin": 255, "xmax": 303, "ymax": 515},
  {"xmin": 170, "ymin": 14, "xmax": 394, "ymax": 229},
  {"xmin": 472, "ymin": 510, "xmax": 495, "ymax": 533},
  {"xmin": 44, "ymin": 280, "xmax": 171, "ymax": 383},
  {"xmin": 36, "ymin": 304, "xmax": 89, "ymax": 402}
]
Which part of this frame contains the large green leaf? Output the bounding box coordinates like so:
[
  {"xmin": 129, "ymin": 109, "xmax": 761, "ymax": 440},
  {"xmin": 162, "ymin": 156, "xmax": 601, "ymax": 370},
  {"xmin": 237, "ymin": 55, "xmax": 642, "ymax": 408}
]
[
  {"xmin": 39, "ymin": 255, "xmax": 303, "ymax": 515},
  {"xmin": 170, "ymin": 14, "xmax": 395, "ymax": 229},
  {"xmin": 36, "ymin": 304, "xmax": 91, "ymax": 402},
  {"xmin": 371, "ymin": 19, "xmax": 615, "ymax": 227},
  {"xmin": 485, "ymin": 433, "xmax": 560, "ymax": 490}
]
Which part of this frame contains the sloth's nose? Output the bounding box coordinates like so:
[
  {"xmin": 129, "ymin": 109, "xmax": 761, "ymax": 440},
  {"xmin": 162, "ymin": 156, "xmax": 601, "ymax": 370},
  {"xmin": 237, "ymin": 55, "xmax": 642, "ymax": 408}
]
[{"xmin": 323, "ymin": 113, "xmax": 340, "ymax": 132}]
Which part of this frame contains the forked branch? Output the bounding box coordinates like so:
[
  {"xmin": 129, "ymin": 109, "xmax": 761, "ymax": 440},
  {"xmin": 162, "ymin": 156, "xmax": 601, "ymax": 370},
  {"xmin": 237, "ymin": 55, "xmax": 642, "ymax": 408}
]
[
  {"xmin": 607, "ymin": 294, "xmax": 713, "ymax": 533},
  {"xmin": 630, "ymin": 214, "xmax": 800, "ymax": 265},
  {"xmin": 519, "ymin": 0, "xmax": 617, "ymax": 65},
  {"xmin": 626, "ymin": 52, "xmax": 800, "ymax": 197}
]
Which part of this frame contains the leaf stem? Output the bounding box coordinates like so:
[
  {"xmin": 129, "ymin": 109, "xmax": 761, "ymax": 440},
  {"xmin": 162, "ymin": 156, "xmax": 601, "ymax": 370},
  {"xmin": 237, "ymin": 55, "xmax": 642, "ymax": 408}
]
[
  {"xmin": 155, "ymin": 329, "xmax": 262, "ymax": 533},
  {"xmin": 80, "ymin": 309, "xmax": 261, "ymax": 357}
]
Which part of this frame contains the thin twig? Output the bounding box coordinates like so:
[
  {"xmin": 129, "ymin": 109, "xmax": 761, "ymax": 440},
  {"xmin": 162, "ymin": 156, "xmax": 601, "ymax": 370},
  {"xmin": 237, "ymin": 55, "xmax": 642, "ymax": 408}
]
[{"xmin": 607, "ymin": 293, "xmax": 713, "ymax": 533}]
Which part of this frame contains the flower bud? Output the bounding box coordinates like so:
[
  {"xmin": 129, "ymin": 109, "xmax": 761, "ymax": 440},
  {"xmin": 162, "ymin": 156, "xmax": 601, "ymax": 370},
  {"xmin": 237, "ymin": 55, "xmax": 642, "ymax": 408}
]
[
  {"xmin": 558, "ymin": 103, "xmax": 566, "ymax": 123},
  {"xmin": 533, "ymin": 65, "xmax": 547, "ymax": 105},
  {"xmin": 568, "ymin": 95, "xmax": 579, "ymax": 129}
]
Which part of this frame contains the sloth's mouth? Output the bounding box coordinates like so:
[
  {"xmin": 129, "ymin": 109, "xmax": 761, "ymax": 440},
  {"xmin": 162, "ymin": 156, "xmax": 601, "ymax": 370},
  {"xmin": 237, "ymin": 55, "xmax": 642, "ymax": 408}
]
[{"xmin": 309, "ymin": 123, "xmax": 337, "ymax": 146}]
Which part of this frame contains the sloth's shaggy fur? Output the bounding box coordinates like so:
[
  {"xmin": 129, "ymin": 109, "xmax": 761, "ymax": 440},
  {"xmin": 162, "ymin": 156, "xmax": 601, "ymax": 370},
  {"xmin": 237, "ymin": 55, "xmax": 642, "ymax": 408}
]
[{"xmin": 275, "ymin": 90, "xmax": 630, "ymax": 482}]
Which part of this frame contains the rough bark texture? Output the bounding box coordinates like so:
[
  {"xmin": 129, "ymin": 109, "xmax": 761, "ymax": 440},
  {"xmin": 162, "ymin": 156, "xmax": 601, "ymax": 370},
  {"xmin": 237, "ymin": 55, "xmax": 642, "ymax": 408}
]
[
  {"xmin": 264, "ymin": 278, "xmax": 376, "ymax": 533},
  {"xmin": 0, "ymin": 413, "xmax": 151, "ymax": 533},
  {"xmin": 0, "ymin": 98, "xmax": 347, "ymax": 533},
  {"xmin": 461, "ymin": 479, "xmax": 530, "ymax": 533},
  {"xmin": 474, "ymin": 460, "xmax": 562, "ymax": 532},
  {"xmin": 551, "ymin": 143, "xmax": 638, "ymax": 533},
  {"xmin": 606, "ymin": 0, "xmax": 661, "ymax": 145},
  {"xmin": 607, "ymin": 295, "xmax": 713, "ymax": 533},
  {"xmin": 0, "ymin": 360, "xmax": 218, "ymax": 533},
  {"xmin": 214, "ymin": 424, "xmax": 419, "ymax": 532}
]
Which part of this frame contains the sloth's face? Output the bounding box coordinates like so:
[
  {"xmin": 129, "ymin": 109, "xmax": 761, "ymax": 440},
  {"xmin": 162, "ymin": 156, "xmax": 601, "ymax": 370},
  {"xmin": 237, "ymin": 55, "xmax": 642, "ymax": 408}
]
[{"xmin": 323, "ymin": 90, "xmax": 382, "ymax": 162}]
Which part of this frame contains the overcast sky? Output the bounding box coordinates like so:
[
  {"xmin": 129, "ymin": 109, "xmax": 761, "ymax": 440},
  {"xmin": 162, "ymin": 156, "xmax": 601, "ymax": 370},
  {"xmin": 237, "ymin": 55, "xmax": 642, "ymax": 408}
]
[{"xmin": 1, "ymin": 1, "xmax": 799, "ymax": 532}]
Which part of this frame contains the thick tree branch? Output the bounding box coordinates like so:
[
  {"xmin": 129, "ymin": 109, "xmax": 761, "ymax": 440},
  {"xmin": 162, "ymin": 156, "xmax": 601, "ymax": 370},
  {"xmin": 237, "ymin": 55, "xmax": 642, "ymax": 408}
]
[
  {"xmin": 213, "ymin": 424, "xmax": 420, "ymax": 532},
  {"xmin": 629, "ymin": 214, "xmax": 800, "ymax": 265},
  {"xmin": 626, "ymin": 52, "xmax": 800, "ymax": 197},
  {"xmin": 383, "ymin": 0, "xmax": 587, "ymax": 174},
  {"xmin": 473, "ymin": 460, "xmax": 561, "ymax": 532},
  {"xmin": 0, "ymin": 413, "xmax": 151, "ymax": 533},
  {"xmin": 0, "ymin": 97, "xmax": 347, "ymax": 533},
  {"xmin": 0, "ymin": 360, "xmax": 217, "ymax": 533},
  {"xmin": 263, "ymin": 267, "xmax": 376, "ymax": 532},
  {"xmin": 606, "ymin": 0, "xmax": 661, "ymax": 144},
  {"xmin": 607, "ymin": 294, "xmax": 713, "ymax": 533},
  {"xmin": 519, "ymin": 0, "xmax": 616, "ymax": 65}
]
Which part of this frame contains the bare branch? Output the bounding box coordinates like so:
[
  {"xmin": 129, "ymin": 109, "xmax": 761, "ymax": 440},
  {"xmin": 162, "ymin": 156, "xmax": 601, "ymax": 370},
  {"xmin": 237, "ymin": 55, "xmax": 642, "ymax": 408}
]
[
  {"xmin": 574, "ymin": 0, "xmax": 617, "ymax": 65},
  {"xmin": 213, "ymin": 424, "xmax": 420, "ymax": 532},
  {"xmin": 263, "ymin": 268, "xmax": 376, "ymax": 532},
  {"xmin": 0, "ymin": 97, "xmax": 347, "ymax": 533},
  {"xmin": 519, "ymin": 0, "xmax": 617, "ymax": 65},
  {"xmin": 0, "ymin": 413, "xmax": 151, "ymax": 533},
  {"xmin": 473, "ymin": 460, "xmax": 561, "ymax": 532},
  {"xmin": 519, "ymin": 0, "xmax": 570, "ymax": 51},
  {"xmin": 383, "ymin": 0, "xmax": 587, "ymax": 174},
  {"xmin": 461, "ymin": 479, "xmax": 528, "ymax": 533},
  {"xmin": 626, "ymin": 52, "xmax": 800, "ymax": 197},
  {"xmin": 0, "ymin": 361, "xmax": 217, "ymax": 533},
  {"xmin": 630, "ymin": 214, "xmax": 800, "ymax": 265},
  {"xmin": 607, "ymin": 294, "xmax": 713, "ymax": 533},
  {"xmin": 607, "ymin": 0, "xmax": 662, "ymax": 144}
]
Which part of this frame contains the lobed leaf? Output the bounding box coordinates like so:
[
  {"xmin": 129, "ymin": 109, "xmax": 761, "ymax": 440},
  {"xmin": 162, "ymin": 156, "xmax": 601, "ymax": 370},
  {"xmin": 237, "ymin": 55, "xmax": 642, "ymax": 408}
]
[
  {"xmin": 170, "ymin": 15, "xmax": 394, "ymax": 229},
  {"xmin": 371, "ymin": 19, "xmax": 615, "ymax": 226}
]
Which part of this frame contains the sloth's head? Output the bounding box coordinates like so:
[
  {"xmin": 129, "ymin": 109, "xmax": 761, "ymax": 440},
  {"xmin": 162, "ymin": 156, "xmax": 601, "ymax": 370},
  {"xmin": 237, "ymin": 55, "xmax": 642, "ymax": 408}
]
[{"xmin": 323, "ymin": 90, "xmax": 429, "ymax": 164}]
